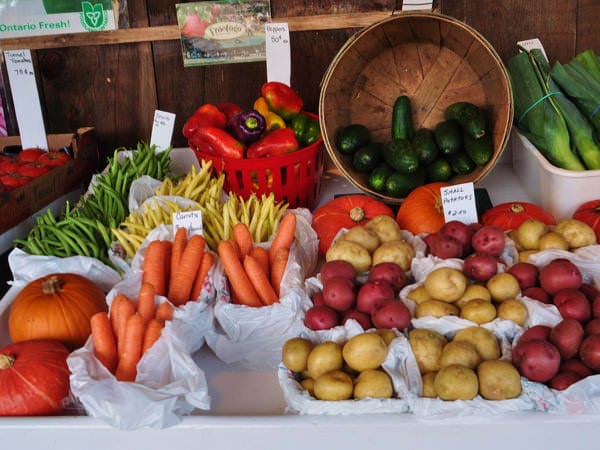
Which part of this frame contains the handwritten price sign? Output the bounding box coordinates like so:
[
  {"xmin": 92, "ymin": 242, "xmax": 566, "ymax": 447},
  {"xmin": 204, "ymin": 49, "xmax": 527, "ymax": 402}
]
[{"xmin": 440, "ymin": 182, "xmax": 478, "ymax": 224}]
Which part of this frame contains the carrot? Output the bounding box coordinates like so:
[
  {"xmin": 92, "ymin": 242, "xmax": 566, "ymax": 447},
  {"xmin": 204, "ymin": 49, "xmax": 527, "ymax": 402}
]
[
  {"xmin": 112, "ymin": 294, "xmax": 136, "ymax": 356},
  {"xmin": 233, "ymin": 222, "xmax": 254, "ymax": 259},
  {"xmin": 243, "ymin": 254, "xmax": 279, "ymax": 306},
  {"xmin": 217, "ymin": 239, "xmax": 262, "ymax": 307},
  {"xmin": 268, "ymin": 212, "xmax": 296, "ymax": 264},
  {"xmin": 155, "ymin": 301, "xmax": 174, "ymax": 322},
  {"xmin": 90, "ymin": 311, "xmax": 118, "ymax": 374},
  {"xmin": 169, "ymin": 227, "xmax": 188, "ymax": 292},
  {"xmin": 142, "ymin": 318, "xmax": 164, "ymax": 354},
  {"xmin": 142, "ymin": 239, "xmax": 172, "ymax": 296},
  {"xmin": 109, "ymin": 293, "xmax": 130, "ymax": 338},
  {"xmin": 137, "ymin": 281, "xmax": 156, "ymax": 325},
  {"xmin": 167, "ymin": 234, "xmax": 206, "ymax": 306},
  {"xmin": 115, "ymin": 313, "xmax": 145, "ymax": 382},
  {"xmin": 190, "ymin": 251, "xmax": 215, "ymax": 301},
  {"xmin": 249, "ymin": 246, "xmax": 270, "ymax": 277},
  {"xmin": 270, "ymin": 246, "xmax": 290, "ymax": 297}
]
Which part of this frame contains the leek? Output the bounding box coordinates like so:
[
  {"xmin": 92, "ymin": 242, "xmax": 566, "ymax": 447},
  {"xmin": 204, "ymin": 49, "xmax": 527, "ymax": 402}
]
[
  {"xmin": 550, "ymin": 59, "xmax": 600, "ymax": 135},
  {"xmin": 530, "ymin": 49, "xmax": 600, "ymax": 169},
  {"xmin": 574, "ymin": 49, "xmax": 600, "ymax": 84},
  {"xmin": 507, "ymin": 50, "xmax": 585, "ymax": 170}
]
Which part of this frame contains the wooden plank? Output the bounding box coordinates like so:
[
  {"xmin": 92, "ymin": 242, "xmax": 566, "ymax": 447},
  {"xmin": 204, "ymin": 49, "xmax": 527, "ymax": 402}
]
[{"xmin": 0, "ymin": 11, "xmax": 394, "ymax": 51}]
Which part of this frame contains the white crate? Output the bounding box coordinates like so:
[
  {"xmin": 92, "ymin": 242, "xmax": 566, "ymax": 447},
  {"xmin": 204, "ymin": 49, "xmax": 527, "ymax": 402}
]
[{"xmin": 511, "ymin": 130, "xmax": 600, "ymax": 220}]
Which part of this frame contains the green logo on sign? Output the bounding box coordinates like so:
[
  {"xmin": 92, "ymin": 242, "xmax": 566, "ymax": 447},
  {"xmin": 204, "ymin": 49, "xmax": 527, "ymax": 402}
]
[{"xmin": 81, "ymin": 1, "xmax": 108, "ymax": 31}]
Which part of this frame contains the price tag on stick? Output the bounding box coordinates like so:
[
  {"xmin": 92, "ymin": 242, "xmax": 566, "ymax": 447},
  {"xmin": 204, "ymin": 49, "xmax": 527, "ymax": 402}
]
[
  {"xmin": 440, "ymin": 182, "xmax": 479, "ymax": 224},
  {"xmin": 150, "ymin": 110, "xmax": 176, "ymax": 152},
  {"xmin": 265, "ymin": 22, "xmax": 291, "ymax": 85},
  {"xmin": 4, "ymin": 49, "xmax": 48, "ymax": 150}
]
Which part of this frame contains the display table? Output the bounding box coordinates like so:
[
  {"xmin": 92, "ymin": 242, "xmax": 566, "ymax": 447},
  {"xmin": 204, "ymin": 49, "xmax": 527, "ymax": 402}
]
[{"xmin": 3, "ymin": 161, "xmax": 600, "ymax": 450}]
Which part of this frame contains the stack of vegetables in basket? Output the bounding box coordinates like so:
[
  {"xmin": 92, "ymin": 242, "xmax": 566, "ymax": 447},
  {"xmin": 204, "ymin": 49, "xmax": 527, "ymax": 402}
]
[{"xmin": 184, "ymin": 81, "xmax": 321, "ymax": 161}]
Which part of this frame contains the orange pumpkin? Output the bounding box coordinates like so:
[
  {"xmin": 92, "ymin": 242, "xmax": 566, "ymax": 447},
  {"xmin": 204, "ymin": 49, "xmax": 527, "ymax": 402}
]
[
  {"xmin": 8, "ymin": 273, "xmax": 107, "ymax": 350},
  {"xmin": 312, "ymin": 194, "xmax": 395, "ymax": 255},
  {"xmin": 481, "ymin": 201, "xmax": 556, "ymax": 231},
  {"xmin": 395, "ymin": 182, "xmax": 450, "ymax": 235}
]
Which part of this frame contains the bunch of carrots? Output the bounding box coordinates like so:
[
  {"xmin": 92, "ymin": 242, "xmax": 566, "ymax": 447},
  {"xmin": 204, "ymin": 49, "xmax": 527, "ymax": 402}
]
[
  {"xmin": 218, "ymin": 212, "xmax": 296, "ymax": 307},
  {"xmin": 89, "ymin": 227, "xmax": 215, "ymax": 382},
  {"xmin": 89, "ymin": 285, "xmax": 174, "ymax": 381}
]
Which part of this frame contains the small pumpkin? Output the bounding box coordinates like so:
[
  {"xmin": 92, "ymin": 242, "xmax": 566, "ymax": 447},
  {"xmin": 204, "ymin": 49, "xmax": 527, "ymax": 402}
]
[
  {"xmin": 312, "ymin": 194, "xmax": 395, "ymax": 255},
  {"xmin": 481, "ymin": 201, "xmax": 556, "ymax": 231},
  {"xmin": 572, "ymin": 199, "xmax": 600, "ymax": 242},
  {"xmin": 0, "ymin": 339, "xmax": 71, "ymax": 416},
  {"xmin": 395, "ymin": 182, "xmax": 449, "ymax": 235},
  {"xmin": 8, "ymin": 273, "xmax": 107, "ymax": 350}
]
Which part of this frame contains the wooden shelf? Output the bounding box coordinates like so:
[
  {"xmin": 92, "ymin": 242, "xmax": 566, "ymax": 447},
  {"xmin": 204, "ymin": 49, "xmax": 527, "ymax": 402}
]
[{"xmin": 0, "ymin": 11, "xmax": 394, "ymax": 51}]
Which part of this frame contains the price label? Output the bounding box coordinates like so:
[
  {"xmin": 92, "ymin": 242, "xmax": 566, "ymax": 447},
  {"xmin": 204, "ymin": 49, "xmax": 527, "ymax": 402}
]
[
  {"xmin": 440, "ymin": 182, "xmax": 478, "ymax": 224},
  {"xmin": 517, "ymin": 38, "xmax": 548, "ymax": 61},
  {"xmin": 150, "ymin": 110, "xmax": 176, "ymax": 152},
  {"xmin": 172, "ymin": 210, "xmax": 203, "ymax": 235},
  {"xmin": 401, "ymin": 0, "xmax": 433, "ymax": 11},
  {"xmin": 4, "ymin": 49, "xmax": 48, "ymax": 149},
  {"xmin": 265, "ymin": 22, "xmax": 291, "ymax": 85}
]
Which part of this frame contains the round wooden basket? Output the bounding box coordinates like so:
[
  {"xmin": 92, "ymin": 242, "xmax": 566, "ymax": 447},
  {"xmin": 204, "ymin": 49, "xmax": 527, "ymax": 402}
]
[{"xmin": 319, "ymin": 11, "xmax": 513, "ymax": 204}]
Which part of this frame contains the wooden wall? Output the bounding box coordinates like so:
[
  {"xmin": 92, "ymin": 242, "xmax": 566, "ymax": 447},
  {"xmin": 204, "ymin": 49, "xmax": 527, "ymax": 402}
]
[{"xmin": 1, "ymin": 0, "xmax": 598, "ymax": 163}]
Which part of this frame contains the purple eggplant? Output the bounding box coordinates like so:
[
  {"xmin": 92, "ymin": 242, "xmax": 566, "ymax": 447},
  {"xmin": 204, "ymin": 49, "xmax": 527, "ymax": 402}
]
[{"xmin": 229, "ymin": 109, "xmax": 266, "ymax": 144}]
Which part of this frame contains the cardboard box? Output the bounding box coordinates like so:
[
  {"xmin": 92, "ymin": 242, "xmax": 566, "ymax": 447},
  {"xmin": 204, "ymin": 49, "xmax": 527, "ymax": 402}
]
[
  {"xmin": 511, "ymin": 129, "xmax": 600, "ymax": 220},
  {"xmin": 0, "ymin": 127, "xmax": 99, "ymax": 233}
]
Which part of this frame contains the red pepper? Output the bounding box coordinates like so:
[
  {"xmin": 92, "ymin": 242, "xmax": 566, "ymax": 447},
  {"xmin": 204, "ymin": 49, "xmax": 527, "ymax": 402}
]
[
  {"xmin": 182, "ymin": 104, "xmax": 227, "ymax": 138},
  {"xmin": 188, "ymin": 126, "xmax": 245, "ymax": 159},
  {"xmin": 260, "ymin": 81, "xmax": 304, "ymax": 121},
  {"xmin": 246, "ymin": 127, "xmax": 299, "ymax": 158},
  {"xmin": 217, "ymin": 102, "xmax": 244, "ymax": 122}
]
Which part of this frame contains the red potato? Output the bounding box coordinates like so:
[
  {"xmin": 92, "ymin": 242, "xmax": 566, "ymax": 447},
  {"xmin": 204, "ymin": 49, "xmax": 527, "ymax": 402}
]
[
  {"xmin": 579, "ymin": 282, "xmax": 600, "ymax": 302},
  {"xmin": 507, "ymin": 262, "xmax": 539, "ymax": 290},
  {"xmin": 428, "ymin": 233, "xmax": 463, "ymax": 259},
  {"xmin": 512, "ymin": 338, "xmax": 561, "ymax": 383},
  {"xmin": 367, "ymin": 262, "xmax": 407, "ymax": 293},
  {"xmin": 304, "ymin": 305, "xmax": 339, "ymax": 330},
  {"xmin": 560, "ymin": 358, "xmax": 594, "ymax": 378},
  {"xmin": 311, "ymin": 290, "xmax": 325, "ymax": 307},
  {"xmin": 539, "ymin": 258, "xmax": 583, "ymax": 296},
  {"xmin": 553, "ymin": 288, "xmax": 592, "ymax": 323},
  {"xmin": 522, "ymin": 286, "xmax": 551, "ymax": 304},
  {"xmin": 320, "ymin": 260, "xmax": 357, "ymax": 285},
  {"xmin": 549, "ymin": 370, "xmax": 583, "ymax": 390},
  {"xmin": 584, "ymin": 318, "xmax": 600, "ymax": 335},
  {"xmin": 439, "ymin": 220, "xmax": 475, "ymax": 255},
  {"xmin": 356, "ymin": 279, "xmax": 395, "ymax": 315},
  {"xmin": 471, "ymin": 225, "xmax": 506, "ymax": 257},
  {"xmin": 342, "ymin": 309, "xmax": 373, "ymax": 330},
  {"xmin": 592, "ymin": 296, "xmax": 600, "ymax": 319},
  {"xmin": 549, "ymin": 318, "xmax": 585, "ymax": 360},
  {"xmin": 322, "ymin": 276, "xmax": 356, "ymax": 312},
  {"xmin": 370, "ymin": 300, "xmax": 411, "ymax": 330},
  {"xmin": 518, "ymin": 324, "xmax": 552, "ymax": 343},
  {"xmin": 462, "ymin": 252, "xmax": 499, "ymax": 282},
  {"xmin": 579, "ymin": 334, "xmax": 600, "ymax": 372}
]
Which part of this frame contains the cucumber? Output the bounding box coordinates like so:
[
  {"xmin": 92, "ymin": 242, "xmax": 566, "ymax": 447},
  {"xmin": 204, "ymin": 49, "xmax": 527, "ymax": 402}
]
[
  {"xmin": 391, "ymin": 95, "xmax": 415, "ymax": 141},
  {"xmin": 434, "ymin": 119, "xmax": 463, "ymax": 155},
  {"xmin": 335, "ymin": 124, "xmax": 371, "ymax": 155},
  {"xmin": 447, "ymin": 151, "xmax": 477, "ymax": 175},
  {"xmin": 412, "ymin": 128, "xmax": 439, "ymax": 165},
  {"xmin": 383, "ymin": 138, "xmax": 420, "ymax": 174},
  {"xmin": 444, "ymin": 102, "xmax": 487, "ymax": 139},
  {"xmin": 464, "ymin": 133, "xmax": 494, "ymax": 166},
  {"xmin": 368, "ymin": 163, "xmax": 395, "ymax": 193}
]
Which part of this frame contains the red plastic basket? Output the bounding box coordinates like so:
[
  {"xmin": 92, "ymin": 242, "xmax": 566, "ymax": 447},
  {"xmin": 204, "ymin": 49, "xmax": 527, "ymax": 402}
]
[{"xmin": 194, "ymin": 135, "xmax": 324, "ymax": 210}]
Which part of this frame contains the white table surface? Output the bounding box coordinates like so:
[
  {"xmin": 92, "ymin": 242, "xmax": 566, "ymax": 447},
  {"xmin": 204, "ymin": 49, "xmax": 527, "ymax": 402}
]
[{"xmin": 4, "ymin": 161, "xmax": 600, "ymax": 450}]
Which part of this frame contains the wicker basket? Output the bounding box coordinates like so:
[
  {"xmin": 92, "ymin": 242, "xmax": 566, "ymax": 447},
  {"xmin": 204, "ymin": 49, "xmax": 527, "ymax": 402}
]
[{"xmin": 319, "ymin": 11, "xmax": 513, "ymax": 204}]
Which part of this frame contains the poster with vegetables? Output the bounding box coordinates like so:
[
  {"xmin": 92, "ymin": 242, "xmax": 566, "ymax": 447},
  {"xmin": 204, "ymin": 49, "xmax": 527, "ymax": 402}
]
[
  {"xmin": 0, "ymin": 0, "xmax": 119, "ymax": 38},
  {"xmin": 176, "ymin": 1, "xmax": 271, "ymax": 67}
]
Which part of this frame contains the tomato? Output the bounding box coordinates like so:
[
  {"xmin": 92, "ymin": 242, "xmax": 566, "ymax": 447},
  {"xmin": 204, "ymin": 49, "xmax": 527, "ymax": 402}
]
[
  {"xmin": 573, "ymin": 200, "xmax": 600, "ymax": 242},
  {"xmin": 0, "ymin": 172, "xmax": 31, "ymax": 189},
  {"xmin": 17, "ymin": 161, "xmax": 51, "ymax": 178},
  {"xmin": 37, "ymin": 151, "xmax": 71, "ymax": 167},
  {"xmin": 17, "ymin": 148, "xmax": 46, "ymax": 163},
  {"xmin": 0, "ymin": 158, "xmax": 20, "ymax": 174},
  {"xmin": 480, "ymin": 201, "xmax": 556, "ymax": 231}
]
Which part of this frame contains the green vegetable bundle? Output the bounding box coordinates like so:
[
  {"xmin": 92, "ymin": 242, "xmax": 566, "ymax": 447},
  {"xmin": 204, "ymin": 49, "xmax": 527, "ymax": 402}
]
[{"xmin": 507, "ymin": 48, "xmax": 600, "ymax": 171}]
